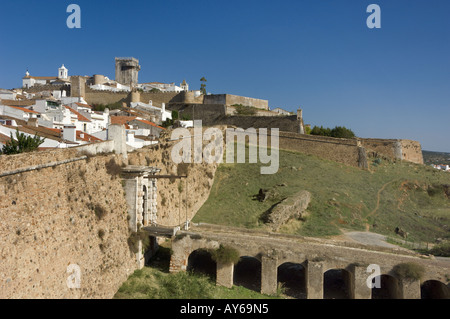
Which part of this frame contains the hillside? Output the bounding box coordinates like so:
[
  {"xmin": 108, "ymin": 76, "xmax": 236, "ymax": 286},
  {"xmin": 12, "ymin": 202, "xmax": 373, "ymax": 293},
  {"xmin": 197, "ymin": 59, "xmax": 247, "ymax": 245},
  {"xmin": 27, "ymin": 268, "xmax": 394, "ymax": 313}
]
[{"xmin": 193, "ymin": 146, "xmax": 450, "ymax": 244}]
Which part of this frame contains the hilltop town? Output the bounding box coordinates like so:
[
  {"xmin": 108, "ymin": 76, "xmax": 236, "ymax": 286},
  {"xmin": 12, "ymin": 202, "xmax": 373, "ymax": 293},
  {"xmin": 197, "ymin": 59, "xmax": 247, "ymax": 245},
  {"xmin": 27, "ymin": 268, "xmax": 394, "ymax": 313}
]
[{"xmin": 0, "ymin": 57, "xmax": 297, "ymax": 153}]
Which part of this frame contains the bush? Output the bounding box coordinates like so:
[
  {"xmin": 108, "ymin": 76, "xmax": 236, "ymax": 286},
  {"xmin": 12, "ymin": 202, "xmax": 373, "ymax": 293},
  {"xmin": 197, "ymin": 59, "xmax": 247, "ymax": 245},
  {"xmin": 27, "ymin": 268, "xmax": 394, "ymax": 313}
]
[
  {"xmin": 209, "ymin": 245, "xmax": 240, "ymax": 265},
  {"xmin": 1, "ymin": 129, "xmax": 45, "ymax": 155},
  {"xmin": 233, "ymin": 104, "xmax": 257, "ymax": 116},
  {"xmin": 427, "ymin": 242, "xmax": 450, "ymax": 257},
  {"xmin": 105, "ymin": 158, "xmax": 122, "ymax": 176},
  {"xmin": 94, "ymin": 204, "xmax": 108, "ymax": 220},
  {"xmin": 127, "ymin": 229, "xmax": 150, "ymax": 254},
  {"xmin": 393, "ymin": 262, "xmax": 425, "ymax": 280},
  {"xmin": 310, "ymin": 125, "xmax": 355, "ymax": 138}
]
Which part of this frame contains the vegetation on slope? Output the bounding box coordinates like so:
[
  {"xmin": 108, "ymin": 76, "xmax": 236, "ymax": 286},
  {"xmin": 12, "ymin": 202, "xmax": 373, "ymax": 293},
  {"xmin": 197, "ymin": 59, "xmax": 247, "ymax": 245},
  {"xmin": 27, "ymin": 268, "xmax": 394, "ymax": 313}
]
[
  {"xmin": 193, "ymin": 146, "xmax": 450, "ymax": 244},
  {"xmin": 114, "ymin": 246, "xmax": 280, "ymax": 299}
]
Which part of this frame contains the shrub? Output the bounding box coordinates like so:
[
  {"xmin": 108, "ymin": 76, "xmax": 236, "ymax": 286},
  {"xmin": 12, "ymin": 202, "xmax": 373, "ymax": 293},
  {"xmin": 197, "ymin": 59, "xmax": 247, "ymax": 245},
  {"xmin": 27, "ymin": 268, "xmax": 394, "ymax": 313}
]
[
  {"xmin": 233, "ymin": 104, "xmax": 257, "ymax": 116},
  {"xmin": 1, "ymin": 129, "xmax": 45, "ymax": 155},
  {"xmin": 393, "ymin": 262, "xmax": 425, "ymax": 280},
  {"xmin": 427, "ymin": 242, "xmax": 450, "ymax": 257},
  {"xmin": 94, "ymin": 204, "xmax": 108, "ymax": 220},
  {"xmin": 105, "ymin": 158, "xmax": 122, "ymax": 177},
  {"xmin": 98, "ymin": 229, "xmax": 105, "ymax": 240},
  {"xmin": 127, "ymin": 229, "xmax": 150, "ymax": 254},
  {"xmin": 209, "ymin": 245, "xmax": 240, "ymax": 265}
]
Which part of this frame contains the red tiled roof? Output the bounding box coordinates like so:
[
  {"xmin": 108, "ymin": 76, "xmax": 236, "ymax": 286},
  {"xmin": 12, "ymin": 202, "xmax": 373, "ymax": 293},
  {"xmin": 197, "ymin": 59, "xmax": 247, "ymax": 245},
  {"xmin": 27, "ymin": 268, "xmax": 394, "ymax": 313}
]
[
  {"xmin": 65, "ymin": 106, "xmax": 91, "ymax": 122},
  {"xmin": 23, "ymin": 76, "xmax": 58, "ymax": 80},
  {"xmin": 76, "ymin": 130, "xmax": 102, "ymax": 142},
  {"xmin": 134, "ymin": 119, "xmax": 165, "ymax": 130},
  {"xmin": 0, "ymin": 132, "xmax": 11, "ymax": 144},
  {"xmin": 7, "ymin": 105, "xmax": 39, "ymax": 114},
  {"xmin": 110, "ymin": 116, "xmax": 137, "ymax": 128}
]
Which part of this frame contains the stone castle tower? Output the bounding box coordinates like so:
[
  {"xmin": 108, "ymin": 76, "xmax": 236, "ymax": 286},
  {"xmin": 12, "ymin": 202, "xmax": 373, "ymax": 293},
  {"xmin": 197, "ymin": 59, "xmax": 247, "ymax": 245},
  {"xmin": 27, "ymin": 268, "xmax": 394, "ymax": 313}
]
[{"xmin": 115, "ymin": 57, "xmax": 141, "ymax": 86}]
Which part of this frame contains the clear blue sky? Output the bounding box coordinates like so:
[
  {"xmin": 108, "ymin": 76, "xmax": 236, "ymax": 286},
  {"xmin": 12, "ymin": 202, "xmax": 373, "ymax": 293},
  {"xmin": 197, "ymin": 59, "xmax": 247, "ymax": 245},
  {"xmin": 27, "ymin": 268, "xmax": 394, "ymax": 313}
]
[{"xmin": 0, "ymin": 0, "xmax": 449, "ymax": 152}]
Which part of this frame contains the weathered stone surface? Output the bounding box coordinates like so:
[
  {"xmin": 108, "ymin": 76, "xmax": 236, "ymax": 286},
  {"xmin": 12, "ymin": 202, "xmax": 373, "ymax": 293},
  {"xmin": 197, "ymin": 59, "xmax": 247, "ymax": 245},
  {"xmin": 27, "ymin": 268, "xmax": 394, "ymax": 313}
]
[{"xmin": 265, "ymin": 190, "xmax": 311, "ymax": 231}]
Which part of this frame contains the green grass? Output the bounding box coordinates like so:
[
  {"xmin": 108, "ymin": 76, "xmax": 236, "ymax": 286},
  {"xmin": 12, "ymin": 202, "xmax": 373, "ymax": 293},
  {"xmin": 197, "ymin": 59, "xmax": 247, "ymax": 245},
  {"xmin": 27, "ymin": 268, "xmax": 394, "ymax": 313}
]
[
  {"xmin": 114, "ymin": 247, "xmax": 281, "ymax": 299},
  {"xmin": 193, "ymin": 146, "xmax": 450, "ymax": 243}
]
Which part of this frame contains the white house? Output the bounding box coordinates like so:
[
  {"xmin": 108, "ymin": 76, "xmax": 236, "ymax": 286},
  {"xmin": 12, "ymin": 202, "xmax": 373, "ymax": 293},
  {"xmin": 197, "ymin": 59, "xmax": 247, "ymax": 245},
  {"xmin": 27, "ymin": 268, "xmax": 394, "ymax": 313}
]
[
  {"xmin": 0, "ymin": 89, "xmax": 16, "ymax": 100},
  {"xmin": 130, "ymin": 101, "xmax": 172, "ymax": 122},
  {"xmin": 0, "ymin": 104, "xmax": 39, "ymax": 120},
  {"xmin": 0, "ymin": 124, "xmax": 69, "ymax": 149}
]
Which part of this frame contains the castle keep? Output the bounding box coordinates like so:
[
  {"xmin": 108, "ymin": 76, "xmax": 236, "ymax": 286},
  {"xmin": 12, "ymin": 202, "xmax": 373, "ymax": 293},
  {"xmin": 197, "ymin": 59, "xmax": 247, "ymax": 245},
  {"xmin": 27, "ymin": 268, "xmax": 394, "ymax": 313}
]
[{"xmin": 115, "ymin": 57, "xmax": 141, "ymax": 86}]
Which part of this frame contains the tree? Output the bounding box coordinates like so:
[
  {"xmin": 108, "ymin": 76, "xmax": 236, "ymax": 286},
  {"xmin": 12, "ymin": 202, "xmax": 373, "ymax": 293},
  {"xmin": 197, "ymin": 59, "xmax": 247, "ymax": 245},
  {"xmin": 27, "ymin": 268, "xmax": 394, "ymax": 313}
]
[
  {"xmin": 330, "ymin": 126, "xmax": 355, "ymax": 138},
  {"xmin": 310, "ymin": 125, "xmax": 356, "ymax": 138},
  {"xmin": 0, "ymin": 129, "xmax": 45, "ymax": 155},
  {"xmin": 200, "ymin": 77, "xmax": 207, "ymax": 95}
]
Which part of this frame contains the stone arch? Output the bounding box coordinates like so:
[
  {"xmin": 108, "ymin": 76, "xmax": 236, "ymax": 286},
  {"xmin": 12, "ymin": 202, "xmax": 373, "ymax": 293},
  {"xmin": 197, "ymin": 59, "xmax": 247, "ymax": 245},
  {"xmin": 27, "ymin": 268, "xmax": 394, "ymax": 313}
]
[
  {"xmin": 277, "ymin": 262, "xmax": 306, "ymax": 299},
  {"xmin": 371, "ymin": 274, "xmax": 402, "ymax": 299},
  {"xmin": 323, "ymin": 268, "xmax": 352, "ymax": 299},
  {"xmin": 233, "ymin": 256, "xmax": 261, "ymax": 292},
  {"xmin": 187, "ymin": 249, "xmax": 216, "ymax": 280},
  {"xmin": 421, "ymin": 280, "xmax": 450, "ymax": 299}
]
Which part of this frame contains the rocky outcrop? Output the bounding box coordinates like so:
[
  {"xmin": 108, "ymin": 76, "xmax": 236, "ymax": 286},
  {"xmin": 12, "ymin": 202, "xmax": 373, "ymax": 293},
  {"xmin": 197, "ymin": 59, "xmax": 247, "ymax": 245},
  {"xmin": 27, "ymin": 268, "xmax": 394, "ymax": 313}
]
[{"xmin": 263, "ymin": 190, "xmax": 311, "ymax": 231}]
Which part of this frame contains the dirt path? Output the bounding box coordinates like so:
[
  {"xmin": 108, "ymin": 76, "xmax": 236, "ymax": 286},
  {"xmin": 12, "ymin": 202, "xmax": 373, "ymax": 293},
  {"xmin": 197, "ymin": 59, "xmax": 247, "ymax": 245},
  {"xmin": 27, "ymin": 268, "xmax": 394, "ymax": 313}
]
[{"xmin": 367, "ymin": 179, "xmax": 402, "ymax": 219}]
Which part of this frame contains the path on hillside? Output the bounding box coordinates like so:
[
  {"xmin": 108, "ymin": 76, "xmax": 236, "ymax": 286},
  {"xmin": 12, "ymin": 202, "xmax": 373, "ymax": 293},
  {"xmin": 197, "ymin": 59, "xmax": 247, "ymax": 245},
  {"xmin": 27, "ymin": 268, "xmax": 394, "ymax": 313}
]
[{"xmin": 367, "ymin": 179, "xmax": 402, "ymax": 219}]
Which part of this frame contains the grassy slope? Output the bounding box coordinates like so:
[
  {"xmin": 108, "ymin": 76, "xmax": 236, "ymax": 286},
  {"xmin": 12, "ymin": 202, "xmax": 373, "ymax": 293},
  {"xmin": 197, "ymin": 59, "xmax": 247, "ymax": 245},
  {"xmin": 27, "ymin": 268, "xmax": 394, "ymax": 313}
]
[
  {"xmin": 193, "ymin": 147, "xmax": 450, "ymax": 242},
  {"xmin": 114, "ymin": 247, "xmax": 280, "ymax": 299}
]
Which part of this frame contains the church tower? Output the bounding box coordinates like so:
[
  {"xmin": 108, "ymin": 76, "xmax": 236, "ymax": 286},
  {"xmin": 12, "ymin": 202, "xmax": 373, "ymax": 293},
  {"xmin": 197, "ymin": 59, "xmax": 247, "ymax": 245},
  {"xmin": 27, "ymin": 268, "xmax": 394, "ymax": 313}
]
[{"xmin": 58, "ymin": 64, "xmax": 68, "ymax": 79}]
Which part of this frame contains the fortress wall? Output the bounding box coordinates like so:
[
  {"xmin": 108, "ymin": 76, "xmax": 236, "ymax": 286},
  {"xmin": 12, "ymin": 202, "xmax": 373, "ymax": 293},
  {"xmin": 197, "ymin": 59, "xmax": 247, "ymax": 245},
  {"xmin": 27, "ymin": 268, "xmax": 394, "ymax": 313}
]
[
  {"xmin": 214, "ymin": 115, "xmax": 300, "ymax": 133},
  {"xmin": 226, "ymin": 105, "xmax": 282, "ymax": 117},
  {"xmin": 360, "ymin": 138, "xmax": 424, "ymax": 165},
  {"xmin": 400, "ymin": 140, "xmax": 424, "ymax": 164},
  {"xmin": 0, "ymin": 152, "xmax": 136, "ymax": 299},
  {"xmin": 167, "ymin": 103, "xmax": 227, "ymax": 124},
  {"xmin": 203, "ymin": 94, "xmax": 269, "ymax": 110},
  {"xmin": 277, "ymin": 132, "xmax": 363, "ymax": 167},
  {"xmin": 0, "ymin": 135, "xmax": 219, "ymax": 298},
  {"xmin": 84, "ymin": 89, "xmax": 179, "ymax": 107}
]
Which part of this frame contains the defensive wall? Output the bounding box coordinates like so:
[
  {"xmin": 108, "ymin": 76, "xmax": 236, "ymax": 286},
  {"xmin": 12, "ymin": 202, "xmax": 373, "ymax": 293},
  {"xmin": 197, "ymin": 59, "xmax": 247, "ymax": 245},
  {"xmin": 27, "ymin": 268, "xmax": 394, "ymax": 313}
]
[
  {"xmin": 277, "ymin": 132, "xmax": 366, "ymax": 168},
  {"xmin": 0, "ymin": 127, "xmax": 218, "ymax": 298},
  {"xmin": 203, "ymin": 94, "xmax": 269, "ymax": 110},
  {"xmin": 84, "ymin": 88, "xmax": 179, "ymax": 108},
  {"xmin": 361, "ymin": 138, "xmax": 424, "ymax": 165}
]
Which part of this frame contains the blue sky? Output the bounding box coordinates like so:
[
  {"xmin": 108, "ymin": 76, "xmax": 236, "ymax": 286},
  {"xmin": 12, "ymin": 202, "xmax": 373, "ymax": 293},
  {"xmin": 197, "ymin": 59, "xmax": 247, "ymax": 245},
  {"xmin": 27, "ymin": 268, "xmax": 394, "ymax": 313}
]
[{"xmin": 0, "ymin": 0, "xmax": 449, "ymax": 152}]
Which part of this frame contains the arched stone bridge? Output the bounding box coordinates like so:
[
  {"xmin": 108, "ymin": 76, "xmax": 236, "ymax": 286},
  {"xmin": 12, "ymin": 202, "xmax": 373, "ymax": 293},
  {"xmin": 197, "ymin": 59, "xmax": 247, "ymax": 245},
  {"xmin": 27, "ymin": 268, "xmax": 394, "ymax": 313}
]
[{"xmin": 169, "ymin": 223, "xmax": 450, "ymax": 299}]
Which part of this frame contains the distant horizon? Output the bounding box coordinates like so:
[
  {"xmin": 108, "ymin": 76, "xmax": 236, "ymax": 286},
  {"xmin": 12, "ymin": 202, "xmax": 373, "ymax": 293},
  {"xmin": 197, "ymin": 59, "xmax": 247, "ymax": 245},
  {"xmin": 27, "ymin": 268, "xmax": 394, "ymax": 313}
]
[{"xmin": 0, "ymin": 0, "xmax": 449, "ymax": 152}]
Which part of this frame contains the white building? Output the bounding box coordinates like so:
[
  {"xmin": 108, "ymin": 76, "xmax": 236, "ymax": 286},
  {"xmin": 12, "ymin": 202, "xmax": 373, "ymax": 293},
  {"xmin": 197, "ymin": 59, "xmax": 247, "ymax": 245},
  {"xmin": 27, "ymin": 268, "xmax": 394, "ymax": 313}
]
[
  {"xmin": 0, "ymin": 104, "xmax": 39, "ymax": 120},
  {"xmin": 272, "ymin": 107, "xmax": 293, "ymax": 115},
  {"xmin": 138, "ymin": 82, "xmax": 184, "ymax": 93},
  {"xmin": 0, "ymin": 89, "xmax": 16, "ymax": 100},
  {"xmin": 22, "ymin": 64, "xmax": 70, "ymax": 88},
  {"xmin": 130, "ymin": 101, "xmax": 172, "ymax": 122},
  {"xmin": 0, "ymin": 124, "xmax": 70, "ymax": 149},
  {"xmin": 432, "ymin": 164, "xmax": 450, "ymax": 171}
]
